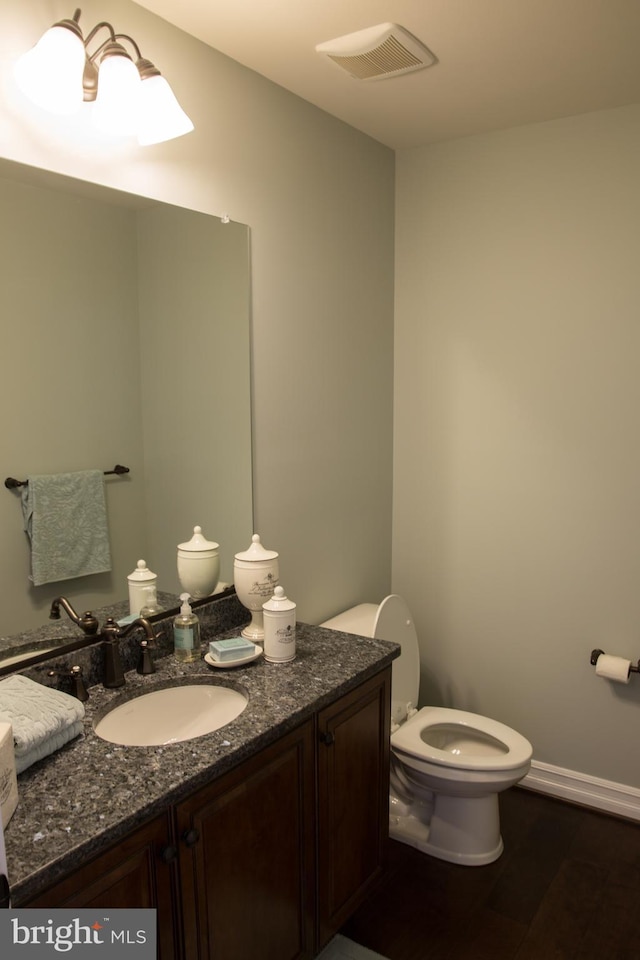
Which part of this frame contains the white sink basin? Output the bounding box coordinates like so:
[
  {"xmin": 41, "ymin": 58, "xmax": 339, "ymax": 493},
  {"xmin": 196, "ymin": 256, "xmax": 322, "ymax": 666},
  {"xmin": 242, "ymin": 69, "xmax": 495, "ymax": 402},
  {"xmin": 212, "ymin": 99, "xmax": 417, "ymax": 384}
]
[{"xmin": 94, "ymin": 683, "xmax": 248, "ymax": 746}]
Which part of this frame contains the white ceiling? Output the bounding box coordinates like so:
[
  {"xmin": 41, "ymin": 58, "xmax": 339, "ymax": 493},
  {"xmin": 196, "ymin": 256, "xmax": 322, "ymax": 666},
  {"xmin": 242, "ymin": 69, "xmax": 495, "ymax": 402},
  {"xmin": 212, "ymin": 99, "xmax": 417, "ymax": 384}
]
[{"xmin": 134, "ymin": 0, "xmax": 640, "ymax": 150}]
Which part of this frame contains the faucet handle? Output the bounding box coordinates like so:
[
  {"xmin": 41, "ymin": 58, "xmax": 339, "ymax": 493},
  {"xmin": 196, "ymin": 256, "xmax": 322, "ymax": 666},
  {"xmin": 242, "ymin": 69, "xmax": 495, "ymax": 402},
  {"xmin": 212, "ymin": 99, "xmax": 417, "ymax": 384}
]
[
  {"xmin": 47, "ymin": 665, "xmax": 90, "ymax": 701},
  {"xmin": 102, "ymin": 620, "xmax": 125, "ymax": 689},
  {"xmin": 70, "ymin": 665, "xmax": 89, "ymax": 701},
  {"xmin": 137, "ymin": 639, "xmax": 156, "ymax": 676}
]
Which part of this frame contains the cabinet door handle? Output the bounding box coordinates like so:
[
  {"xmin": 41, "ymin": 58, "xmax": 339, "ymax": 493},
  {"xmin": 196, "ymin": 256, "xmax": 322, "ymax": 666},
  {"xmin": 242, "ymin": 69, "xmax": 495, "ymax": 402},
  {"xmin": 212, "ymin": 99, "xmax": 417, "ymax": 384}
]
[
  {"xmin": 319, "ymin": 731, "xmax": 335, "ymax": 746},
  {"xmin": 159, "ymin": 845, "xmax": 178, "ymax": 864},
  {"xmin": 182, "ymin": 828, "xmax": 200, "ymax": 848}
]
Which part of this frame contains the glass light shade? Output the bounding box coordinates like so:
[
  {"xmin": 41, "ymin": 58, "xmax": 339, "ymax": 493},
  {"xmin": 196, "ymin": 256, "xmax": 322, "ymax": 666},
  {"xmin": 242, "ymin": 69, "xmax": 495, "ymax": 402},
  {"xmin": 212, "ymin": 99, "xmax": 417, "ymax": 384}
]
[
  {"xmin": 137, "ymin": 74, "xmax": 194, "ymax": 145},
  {"xmin": 14, "ymin": 25, "xmax": 85, "ymax": 115},
  {"xmin": 92, "ymin": 51, "xmax": 141, "ymax": 136}
]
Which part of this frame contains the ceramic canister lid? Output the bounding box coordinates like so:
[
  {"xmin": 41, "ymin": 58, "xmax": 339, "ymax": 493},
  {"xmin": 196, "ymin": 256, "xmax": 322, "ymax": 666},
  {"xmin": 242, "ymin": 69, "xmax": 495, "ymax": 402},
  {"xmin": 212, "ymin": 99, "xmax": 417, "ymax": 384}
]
[
  {"xmin": 235, "ymin": 533, "xmax": 278, "ymax": 562},
  {"xmin": 128, "ymin": 559, "xmax": 157, "ymax": 582},
  {"xmin": 178, "ymin": 526, "xmax": 220, "ymax": 553},
  {"xmin": 263, "ymin": 585, "xmax": 295, "ymax": 612}
]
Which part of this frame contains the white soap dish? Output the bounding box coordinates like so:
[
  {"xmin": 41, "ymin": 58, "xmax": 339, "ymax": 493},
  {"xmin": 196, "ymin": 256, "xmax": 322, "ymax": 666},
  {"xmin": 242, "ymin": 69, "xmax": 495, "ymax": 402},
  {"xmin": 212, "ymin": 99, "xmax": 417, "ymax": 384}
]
[{"xmin": 204, "ymin": 648, "xmax": 262, "ymax": 670}]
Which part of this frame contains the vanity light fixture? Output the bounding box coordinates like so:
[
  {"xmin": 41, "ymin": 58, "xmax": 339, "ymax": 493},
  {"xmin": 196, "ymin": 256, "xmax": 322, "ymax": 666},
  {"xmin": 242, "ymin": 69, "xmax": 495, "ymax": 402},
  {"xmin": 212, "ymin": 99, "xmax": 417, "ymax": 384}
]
[{"xmin": 14, "ymin": 8, "xmax": 194, "ymax": 146}]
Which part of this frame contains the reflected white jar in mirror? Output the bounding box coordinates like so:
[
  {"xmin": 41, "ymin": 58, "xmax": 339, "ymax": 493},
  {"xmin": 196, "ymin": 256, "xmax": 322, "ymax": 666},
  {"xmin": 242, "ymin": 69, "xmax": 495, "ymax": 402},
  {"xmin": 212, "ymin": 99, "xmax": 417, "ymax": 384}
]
[
  {"xmin": 177, "ymin": 526, "xmax": 220, "ymax": 599},
  {"xmin": 128, "ymin": 559, "xmax": 158, "ymax": 617},
  {"xmin": 234, "ymin": 534, "xmax": 279, "ymax": 641}
]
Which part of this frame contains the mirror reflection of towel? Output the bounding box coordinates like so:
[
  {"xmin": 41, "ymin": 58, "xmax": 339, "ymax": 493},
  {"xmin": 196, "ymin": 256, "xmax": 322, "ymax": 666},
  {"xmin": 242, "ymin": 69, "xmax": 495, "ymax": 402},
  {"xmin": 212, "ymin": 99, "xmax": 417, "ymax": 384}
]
[{"xmin": 21, "ymin": 470, "xmax": 112, "ymax": 586}]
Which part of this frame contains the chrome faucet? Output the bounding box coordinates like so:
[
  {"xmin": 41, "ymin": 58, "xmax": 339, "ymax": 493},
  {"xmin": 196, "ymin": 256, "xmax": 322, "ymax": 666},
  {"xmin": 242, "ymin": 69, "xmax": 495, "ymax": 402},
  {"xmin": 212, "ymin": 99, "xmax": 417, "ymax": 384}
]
[
  {"xmin": 49, "ymin": 597, "xmax": 99, "ymax": 636},
  {"xmin": 100, "ymin": 617, "xmax": 158, "ymax": 688}
]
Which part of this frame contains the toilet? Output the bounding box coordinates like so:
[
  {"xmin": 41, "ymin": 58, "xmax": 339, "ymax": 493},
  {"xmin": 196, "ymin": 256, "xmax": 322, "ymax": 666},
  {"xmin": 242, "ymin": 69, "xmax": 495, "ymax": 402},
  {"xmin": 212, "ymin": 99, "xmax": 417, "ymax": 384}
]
[{"xmin": 321, "ymin": 595, "xmax": 532, "ymax": 866}]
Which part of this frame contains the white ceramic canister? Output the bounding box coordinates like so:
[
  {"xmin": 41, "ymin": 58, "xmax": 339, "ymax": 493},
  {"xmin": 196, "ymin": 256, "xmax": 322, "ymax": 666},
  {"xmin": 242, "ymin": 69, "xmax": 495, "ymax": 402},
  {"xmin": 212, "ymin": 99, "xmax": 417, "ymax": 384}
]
[
  {"xmin": 177, "ymin": 526, "xmax": 220, "ymax": 599},
  {"xmin": 127, "ymin": 559, "xmax": 158, "ymax": 617},
  {"xmin": 263, "ymin": 586, "xmax": 296, "ymax": 662},
  {"xmin": 233, "ymin": 534, "xmax": 279, "ymax": 641}
]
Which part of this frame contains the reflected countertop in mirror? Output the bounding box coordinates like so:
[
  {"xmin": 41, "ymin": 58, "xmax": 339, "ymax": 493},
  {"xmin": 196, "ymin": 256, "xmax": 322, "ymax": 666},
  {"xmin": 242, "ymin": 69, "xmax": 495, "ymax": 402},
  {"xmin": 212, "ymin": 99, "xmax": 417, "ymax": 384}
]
[
  {"xmin": 0, "ymin": 588, "xmax": 241, "ymax": 677},
  {"xmin": 0, "ymin": 592, "xmax": 176, "ymax": 676}
]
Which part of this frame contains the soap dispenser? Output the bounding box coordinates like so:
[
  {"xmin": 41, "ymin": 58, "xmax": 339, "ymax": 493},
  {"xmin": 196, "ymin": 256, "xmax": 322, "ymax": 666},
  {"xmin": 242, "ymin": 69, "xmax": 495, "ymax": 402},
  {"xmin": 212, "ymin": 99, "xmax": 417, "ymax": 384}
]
[
  {"xmin": 139, "ymin": 583, "xmax": 162, "ymax": 619},
  {"xmin": 173, "ymin": 593, "xmax": 201, "ymax": 663}
]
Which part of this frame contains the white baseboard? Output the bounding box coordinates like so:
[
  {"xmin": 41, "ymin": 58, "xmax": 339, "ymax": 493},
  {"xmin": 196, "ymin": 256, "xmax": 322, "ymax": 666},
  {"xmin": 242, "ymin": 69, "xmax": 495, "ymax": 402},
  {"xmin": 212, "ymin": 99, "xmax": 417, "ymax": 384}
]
[{"xmin": 520, "ymin": 760, "xmax": 640, "ymax": 821}]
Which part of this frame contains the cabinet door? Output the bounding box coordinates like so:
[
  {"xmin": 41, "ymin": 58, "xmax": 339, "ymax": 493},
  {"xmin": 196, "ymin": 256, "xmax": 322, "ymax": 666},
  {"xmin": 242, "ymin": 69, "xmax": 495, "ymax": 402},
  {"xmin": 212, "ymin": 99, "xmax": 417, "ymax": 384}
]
[
  {"xmin": 23, "ymin": 812, "xmax": 180, "ymax": 960},
  {"xmin": 317, "ymin": 668, "xmax": 391, "ymax": 947},
  {"xmin": 177, "ymin": 719, "xmax": 316, "ymax": 960}
]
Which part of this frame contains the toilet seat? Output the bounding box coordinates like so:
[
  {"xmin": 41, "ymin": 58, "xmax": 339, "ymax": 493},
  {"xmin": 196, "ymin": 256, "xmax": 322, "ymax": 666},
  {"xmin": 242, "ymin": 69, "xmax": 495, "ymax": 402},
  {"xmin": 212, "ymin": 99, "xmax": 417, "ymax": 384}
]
[{"xmin": 391, "ymin": 706, "xmax": 532, "ymax": 772}]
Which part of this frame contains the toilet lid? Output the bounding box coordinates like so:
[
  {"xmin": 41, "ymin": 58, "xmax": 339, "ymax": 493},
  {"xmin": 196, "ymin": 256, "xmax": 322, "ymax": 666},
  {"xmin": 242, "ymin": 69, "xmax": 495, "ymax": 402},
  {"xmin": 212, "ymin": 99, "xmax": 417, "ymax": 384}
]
[{"xmin": 373, "ymin": 595, "xmax": 420, "ymax": 710}]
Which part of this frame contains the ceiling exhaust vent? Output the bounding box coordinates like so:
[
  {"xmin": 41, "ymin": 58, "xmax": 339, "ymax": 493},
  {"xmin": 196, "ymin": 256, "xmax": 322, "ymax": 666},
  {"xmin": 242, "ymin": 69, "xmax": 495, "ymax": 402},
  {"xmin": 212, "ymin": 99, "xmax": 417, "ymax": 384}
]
[{"xmin": 315, "ymin": 23, "xmax": 437, "ymax": 81}]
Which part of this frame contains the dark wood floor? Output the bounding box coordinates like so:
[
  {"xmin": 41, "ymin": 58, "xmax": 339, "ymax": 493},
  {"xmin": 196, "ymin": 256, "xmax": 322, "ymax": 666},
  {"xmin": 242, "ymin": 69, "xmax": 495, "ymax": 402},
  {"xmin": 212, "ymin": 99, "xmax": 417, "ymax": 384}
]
[{"xmin": 342, "ymin": 787, "xmax": 640, "ymax": 960}]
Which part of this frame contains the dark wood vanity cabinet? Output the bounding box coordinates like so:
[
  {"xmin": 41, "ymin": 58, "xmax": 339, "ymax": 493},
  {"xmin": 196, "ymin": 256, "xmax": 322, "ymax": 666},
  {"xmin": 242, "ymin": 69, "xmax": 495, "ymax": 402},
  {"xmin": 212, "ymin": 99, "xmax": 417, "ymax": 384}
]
[
  {"xmin": 176, "ymin": 669, "xmax": 391, "ymax": 959},
  {"xmin": 25, "ymin": 812, "xmax": 181, "ymax": 960},
  {"xmin": 316, "ymin": 670, "xmax": 391, "ymax": 949},
  {"xmin": 23, "ymin": 667, "xmax": 391, "ymax": 960},
  {"xmin": 177, "ymin": 719, "xmax": 316, "ymax": 960}
]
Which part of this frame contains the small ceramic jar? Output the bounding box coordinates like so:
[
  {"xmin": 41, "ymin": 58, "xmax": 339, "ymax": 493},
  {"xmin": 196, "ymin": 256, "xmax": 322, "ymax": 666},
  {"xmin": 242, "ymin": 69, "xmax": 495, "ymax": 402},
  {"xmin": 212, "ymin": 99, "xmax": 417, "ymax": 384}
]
[
  {"xmin": 233, "ymin": 534, "xmax": 279, "ymax": 641},
  {"xmin": 263, "ymin": 586, "xmax": 296, "ymax": 662},
  {"xmin": 177, "ymin": 526, "xmax": 220, "ymax": 599}
]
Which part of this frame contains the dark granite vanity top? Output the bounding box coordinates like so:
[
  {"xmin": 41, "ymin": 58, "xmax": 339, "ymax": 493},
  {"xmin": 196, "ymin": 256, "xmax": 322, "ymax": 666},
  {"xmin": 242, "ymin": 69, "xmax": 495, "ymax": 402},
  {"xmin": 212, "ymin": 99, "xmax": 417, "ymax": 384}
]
[{"xmin": 5, "ymin": 619, "xmax": 398, "ymax": 904}]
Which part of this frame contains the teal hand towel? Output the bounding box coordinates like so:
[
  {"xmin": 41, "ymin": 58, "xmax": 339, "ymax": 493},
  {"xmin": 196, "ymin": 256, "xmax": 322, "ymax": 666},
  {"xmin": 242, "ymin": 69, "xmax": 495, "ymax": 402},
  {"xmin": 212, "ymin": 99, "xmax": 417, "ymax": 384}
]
[
  {"xmin": 21, "ymin": 469, "xmax": 112, "ymax": 586},
  {"xmin": 0, "ymin": 675, "xmax": 85, "ymax": 773}
]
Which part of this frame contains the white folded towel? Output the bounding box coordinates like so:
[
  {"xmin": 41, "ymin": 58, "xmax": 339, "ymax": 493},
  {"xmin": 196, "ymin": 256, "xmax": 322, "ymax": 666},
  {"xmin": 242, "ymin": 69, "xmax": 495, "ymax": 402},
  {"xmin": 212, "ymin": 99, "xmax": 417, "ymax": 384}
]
[
  {"xmin": 12, "ymin": 721, "xmax": 85, "ymax": 774},
  {"xmin": 0, "ymin": 675, "xmax": 85, "ymax": 774}
]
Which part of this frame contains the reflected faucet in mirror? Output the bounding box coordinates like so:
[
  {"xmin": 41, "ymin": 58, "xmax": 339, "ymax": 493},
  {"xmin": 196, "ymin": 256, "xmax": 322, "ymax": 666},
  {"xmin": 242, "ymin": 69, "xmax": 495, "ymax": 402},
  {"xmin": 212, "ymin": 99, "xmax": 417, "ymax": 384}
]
[
  {"xmin": 48, "ymin": 596, "xmax": 160, "ymax": 688},
  {"xmin": 49, "ymin": 597, "xmax": 100, "ymax": 635}
]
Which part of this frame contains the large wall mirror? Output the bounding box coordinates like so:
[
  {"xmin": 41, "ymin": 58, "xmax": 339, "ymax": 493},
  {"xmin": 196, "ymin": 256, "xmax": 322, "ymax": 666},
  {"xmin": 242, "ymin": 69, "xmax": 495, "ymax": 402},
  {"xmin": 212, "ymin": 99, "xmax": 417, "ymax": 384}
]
[{"xmin": 0, "ymin": 158, "xmax": 253, "ymax": 663}]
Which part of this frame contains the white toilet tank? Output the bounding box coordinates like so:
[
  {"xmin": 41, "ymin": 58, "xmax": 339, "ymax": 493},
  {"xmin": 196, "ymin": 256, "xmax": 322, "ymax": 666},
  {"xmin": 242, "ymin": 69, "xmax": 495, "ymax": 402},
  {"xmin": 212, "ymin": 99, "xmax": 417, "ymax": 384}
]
[{"xmin": 321, "ymin": 595, "xmax": 420, "ymax": 727}]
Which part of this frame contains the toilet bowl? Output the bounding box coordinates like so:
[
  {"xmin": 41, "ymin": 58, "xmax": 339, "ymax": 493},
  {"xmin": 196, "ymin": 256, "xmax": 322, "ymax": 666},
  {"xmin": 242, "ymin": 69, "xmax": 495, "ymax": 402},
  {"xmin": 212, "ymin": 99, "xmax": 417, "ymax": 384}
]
[{"xmin": 321, "ymin": 595, "xmax": 532, "ymax": 866}]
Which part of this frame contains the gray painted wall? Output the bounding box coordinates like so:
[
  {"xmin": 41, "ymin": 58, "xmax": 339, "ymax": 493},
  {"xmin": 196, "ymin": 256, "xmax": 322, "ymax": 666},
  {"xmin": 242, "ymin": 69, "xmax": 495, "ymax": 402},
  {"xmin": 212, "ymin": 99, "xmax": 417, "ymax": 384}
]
[{"xmin": 393, "ymin": 104, "xmax": 640, "ymax": 787}]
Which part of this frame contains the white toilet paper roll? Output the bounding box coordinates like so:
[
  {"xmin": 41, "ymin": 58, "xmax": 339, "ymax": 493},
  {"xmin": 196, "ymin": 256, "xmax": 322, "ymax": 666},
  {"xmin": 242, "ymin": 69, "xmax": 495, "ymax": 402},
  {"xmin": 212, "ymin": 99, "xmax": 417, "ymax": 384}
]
[{"xmin": 595, "ymin": 654, "xmax": 631, "ymax": 684}]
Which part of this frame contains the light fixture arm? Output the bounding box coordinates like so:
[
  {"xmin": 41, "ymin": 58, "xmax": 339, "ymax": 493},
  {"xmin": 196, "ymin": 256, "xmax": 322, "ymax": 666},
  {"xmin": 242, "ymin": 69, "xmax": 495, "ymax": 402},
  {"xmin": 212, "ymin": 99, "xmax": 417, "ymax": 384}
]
[
  {"xmin": 81, "ymin": 19, "xmax": 118, "ymax": 102},
  {"xmin": 114, "ymin": 35, "xmax": 143, "ymax": 62},
  {"xmin": 84, "ymin": 21, "xmax": 116, "ymax": 57},
  {"xmin": 84, "ymin": 28, "xmax": 142, "ymax": 65},
  {"xmin": 114, "ymin": 36, "xmax": 161, "ymax": 82},
  {"xmin": 57, "ymin": 8, "xmax": 83, "ymax": 41},
  {"xmin": 82, "ymin": 26, "xmax": 149, "ymax": 100}
]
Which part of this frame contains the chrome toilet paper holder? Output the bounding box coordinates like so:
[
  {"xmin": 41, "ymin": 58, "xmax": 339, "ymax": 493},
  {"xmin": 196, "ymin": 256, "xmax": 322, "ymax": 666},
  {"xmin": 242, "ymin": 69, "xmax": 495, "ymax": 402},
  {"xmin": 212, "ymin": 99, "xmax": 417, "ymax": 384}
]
[{"xmin": 590, "ymin": 649, "xmax": 640, "ymax": 674}]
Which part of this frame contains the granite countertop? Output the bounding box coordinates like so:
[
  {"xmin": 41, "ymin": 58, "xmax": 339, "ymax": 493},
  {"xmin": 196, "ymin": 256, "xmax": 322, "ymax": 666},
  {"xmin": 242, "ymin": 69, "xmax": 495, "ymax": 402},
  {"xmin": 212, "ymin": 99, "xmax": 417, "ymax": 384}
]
[{"xmin": 6, "ymin": 622, "xmax": 398, "ymax": 905}]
